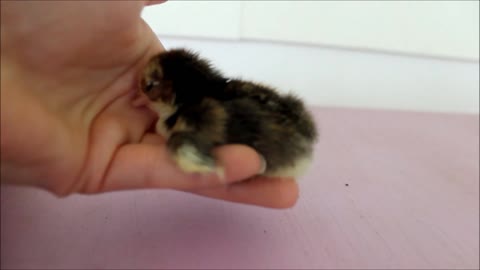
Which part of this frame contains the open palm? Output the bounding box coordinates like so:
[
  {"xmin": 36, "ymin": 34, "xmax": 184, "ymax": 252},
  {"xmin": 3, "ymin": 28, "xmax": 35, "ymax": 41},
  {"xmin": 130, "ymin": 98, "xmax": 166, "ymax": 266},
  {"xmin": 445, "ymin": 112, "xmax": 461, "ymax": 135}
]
[{"xmin": 0, "ymin": 1, "xmax": 298, "ymax": 208}]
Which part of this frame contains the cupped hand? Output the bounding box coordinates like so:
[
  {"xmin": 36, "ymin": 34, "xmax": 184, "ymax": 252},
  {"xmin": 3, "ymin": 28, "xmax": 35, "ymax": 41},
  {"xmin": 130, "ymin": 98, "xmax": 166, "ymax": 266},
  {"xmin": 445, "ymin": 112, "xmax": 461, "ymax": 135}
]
[{"xmin": 0, "ymin": 1, "xmax": 298, "ymax": 208}]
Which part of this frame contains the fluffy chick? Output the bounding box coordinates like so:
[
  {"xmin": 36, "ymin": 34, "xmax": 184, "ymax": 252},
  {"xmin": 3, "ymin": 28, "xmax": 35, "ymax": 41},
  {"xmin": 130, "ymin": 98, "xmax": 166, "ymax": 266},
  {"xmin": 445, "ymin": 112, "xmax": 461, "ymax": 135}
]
[{"xmin": 139, "ymin": 49, "xmax": 318, "ymax": 178}]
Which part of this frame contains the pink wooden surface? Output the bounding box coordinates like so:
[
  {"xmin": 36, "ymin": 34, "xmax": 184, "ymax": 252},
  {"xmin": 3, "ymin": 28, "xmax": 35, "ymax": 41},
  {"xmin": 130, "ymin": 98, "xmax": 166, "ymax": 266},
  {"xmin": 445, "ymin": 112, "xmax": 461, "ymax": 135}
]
[{"xmin": 1, "ymin": 107, "xmax": 479, "ymax": 269}]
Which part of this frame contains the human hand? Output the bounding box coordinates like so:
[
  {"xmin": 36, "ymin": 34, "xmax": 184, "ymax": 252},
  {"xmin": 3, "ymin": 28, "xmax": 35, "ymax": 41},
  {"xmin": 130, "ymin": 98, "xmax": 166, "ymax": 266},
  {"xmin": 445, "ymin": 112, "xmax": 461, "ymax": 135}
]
[{"xmin": 0, "ymin": 1, "xmax": 298, "ymax": 208}]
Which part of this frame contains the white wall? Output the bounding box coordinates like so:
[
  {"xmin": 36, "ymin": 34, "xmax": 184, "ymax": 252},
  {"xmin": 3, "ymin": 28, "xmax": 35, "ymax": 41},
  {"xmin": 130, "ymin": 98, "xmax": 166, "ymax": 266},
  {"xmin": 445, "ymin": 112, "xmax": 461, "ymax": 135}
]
[
  {"xmin": 142, "ymin": 1, "xmax": 480, "ymax": 61},
  {"xmin": 159, "ymin": 36, "xmax": 479, "ymax": 114},
  {"xmin": 142, "ymin": 1, "xmax": 242, "ymax": 39},
  {"xmin": 143, "ymin": 2, "xmax": 479, "ymax": 113},
  {"xmin": 241, "ymin": 1, "xmax": 479, "ymax": 61}
]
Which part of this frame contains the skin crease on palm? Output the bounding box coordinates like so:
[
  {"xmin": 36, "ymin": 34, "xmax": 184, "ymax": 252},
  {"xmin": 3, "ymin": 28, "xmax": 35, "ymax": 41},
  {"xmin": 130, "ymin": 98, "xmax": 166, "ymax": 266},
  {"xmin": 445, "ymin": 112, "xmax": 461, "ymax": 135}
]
[{"xmin": 0, "ymin": 1, "xmax": 299, "ymax": 208}]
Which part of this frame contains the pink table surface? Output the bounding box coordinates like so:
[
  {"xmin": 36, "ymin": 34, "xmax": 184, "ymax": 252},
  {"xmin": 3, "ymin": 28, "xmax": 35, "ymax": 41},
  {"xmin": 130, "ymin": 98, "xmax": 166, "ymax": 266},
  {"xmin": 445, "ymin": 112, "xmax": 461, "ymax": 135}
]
[{"xmin": 1, "ymin": 107, "xmax": 479, "ymax": 269}]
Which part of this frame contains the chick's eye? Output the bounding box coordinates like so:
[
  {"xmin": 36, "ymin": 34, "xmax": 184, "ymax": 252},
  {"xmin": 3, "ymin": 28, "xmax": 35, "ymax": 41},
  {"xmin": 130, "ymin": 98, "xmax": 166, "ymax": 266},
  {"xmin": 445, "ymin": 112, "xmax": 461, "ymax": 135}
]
[{"xmin": 145, "ymin": 81, "xmax": 155, "ymax": 92}]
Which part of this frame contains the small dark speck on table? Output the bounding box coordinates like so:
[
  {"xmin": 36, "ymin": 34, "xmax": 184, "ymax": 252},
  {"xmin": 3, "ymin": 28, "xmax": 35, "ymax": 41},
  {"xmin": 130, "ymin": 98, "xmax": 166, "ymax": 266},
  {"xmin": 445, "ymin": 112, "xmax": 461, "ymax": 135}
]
[
  {"xmin": 264, "ymin": 230, "xmax": 267, "ymax": 234},
  {"xmin": 345, "ymin": 184, "xmax": 349, "ymax": 187}
]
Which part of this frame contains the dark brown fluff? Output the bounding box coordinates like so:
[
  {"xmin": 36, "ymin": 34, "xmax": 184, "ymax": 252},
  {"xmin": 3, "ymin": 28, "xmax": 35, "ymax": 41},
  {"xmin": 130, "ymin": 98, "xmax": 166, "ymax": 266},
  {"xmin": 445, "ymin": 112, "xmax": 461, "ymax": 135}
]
[{"xmin": 140, "ymin": 49, "xmax": 318, "ymax": 177}]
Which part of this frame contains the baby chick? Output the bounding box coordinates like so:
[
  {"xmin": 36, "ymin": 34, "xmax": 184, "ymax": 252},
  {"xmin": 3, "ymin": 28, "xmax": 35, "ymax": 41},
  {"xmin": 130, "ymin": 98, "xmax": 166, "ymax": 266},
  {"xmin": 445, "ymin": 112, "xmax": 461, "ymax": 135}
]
[{"xmin": 139, "ymin": 49, "xmax": 318, "ymax": 178}]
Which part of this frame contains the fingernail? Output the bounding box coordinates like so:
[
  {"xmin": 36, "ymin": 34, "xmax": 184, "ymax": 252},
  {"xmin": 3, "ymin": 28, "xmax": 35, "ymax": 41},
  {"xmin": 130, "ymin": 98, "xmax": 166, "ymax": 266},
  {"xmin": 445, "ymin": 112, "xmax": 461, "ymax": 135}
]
[
  {"xmin": 194, "ymin": 167, "xmax": 226, "ymax": 183},
  {"xmin": 259, "ymin": 155, "xmax": 267, "ymax": 174},
  {"xmin": 215, "ymin": 167, "xmax": 226, "ymax": 182}
]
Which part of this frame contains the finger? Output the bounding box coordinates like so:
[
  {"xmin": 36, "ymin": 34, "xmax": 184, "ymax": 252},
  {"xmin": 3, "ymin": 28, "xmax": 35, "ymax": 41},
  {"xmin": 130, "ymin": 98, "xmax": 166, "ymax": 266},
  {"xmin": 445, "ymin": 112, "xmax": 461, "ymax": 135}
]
[
  {"xmin": 187, "ymin": 177, "xmax": 299, "ymax": 209},
  {"xmin": 100, "ymin": 138, "xmax": 264, "ymax": 192},
  {"xmin": 133, "ymin": 134, "xmax": 298, "ymax": 209},
  {"xmin": 142, "ymin": 132, "xmax": 167, "ymax": 144},
  {"xmin": 142, "ymin": 133, "xmax": 266, "ymax": 181}
]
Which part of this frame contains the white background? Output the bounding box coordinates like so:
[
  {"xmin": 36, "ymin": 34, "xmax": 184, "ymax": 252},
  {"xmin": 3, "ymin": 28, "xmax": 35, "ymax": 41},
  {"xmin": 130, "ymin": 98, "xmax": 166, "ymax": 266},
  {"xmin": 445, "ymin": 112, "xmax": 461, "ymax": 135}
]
[{"xmin": 142, "ymin": 1, "xmax": 479, "ymax": 113}]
